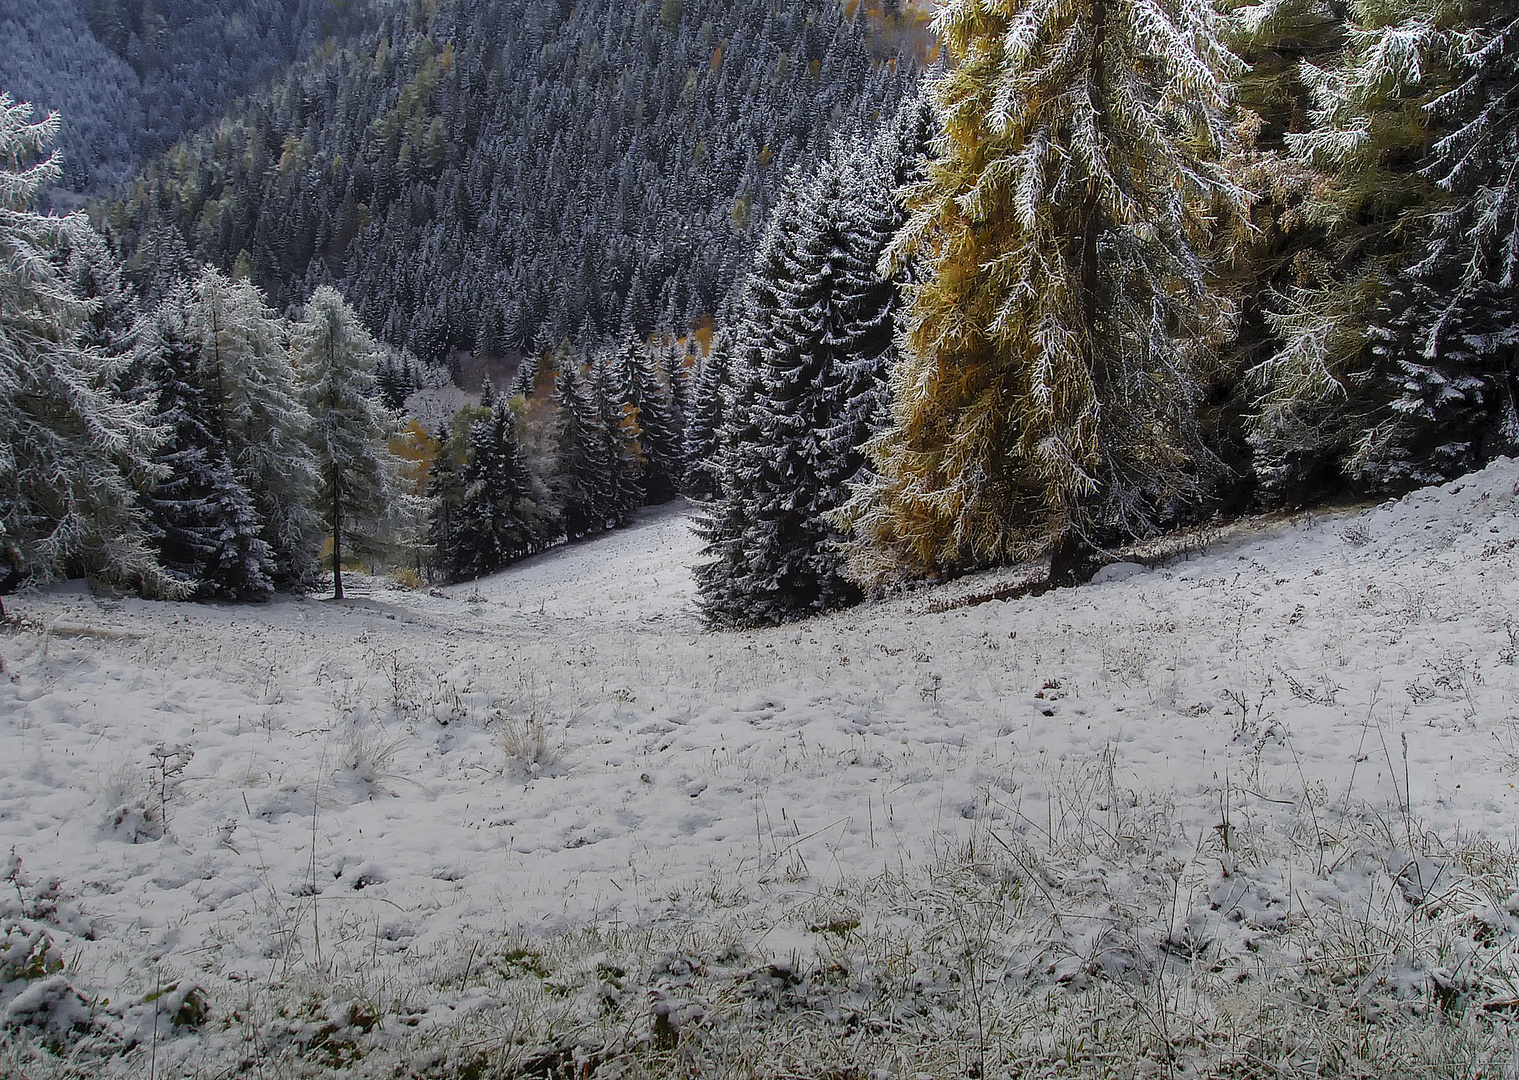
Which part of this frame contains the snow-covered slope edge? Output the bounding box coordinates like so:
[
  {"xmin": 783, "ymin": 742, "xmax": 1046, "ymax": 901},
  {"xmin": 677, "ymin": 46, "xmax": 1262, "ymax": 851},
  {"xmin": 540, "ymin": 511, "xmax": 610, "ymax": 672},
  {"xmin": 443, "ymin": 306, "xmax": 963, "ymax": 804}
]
[{"xmin": 3, "ymin": 464, "xmax": 1518, "ymax": 1078}]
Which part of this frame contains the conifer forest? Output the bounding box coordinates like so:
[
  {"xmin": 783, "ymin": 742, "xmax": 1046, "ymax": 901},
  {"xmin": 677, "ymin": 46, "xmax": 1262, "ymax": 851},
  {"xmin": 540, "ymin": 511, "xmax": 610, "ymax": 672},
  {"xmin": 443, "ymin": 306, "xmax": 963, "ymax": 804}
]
[
  {"xmin": 1, "ymin": 0, "xmax": 1515, "ymax": 622},
  {"xmin": 3, "ymin": 0, "xmax": 1519, "ymax": 1076}
]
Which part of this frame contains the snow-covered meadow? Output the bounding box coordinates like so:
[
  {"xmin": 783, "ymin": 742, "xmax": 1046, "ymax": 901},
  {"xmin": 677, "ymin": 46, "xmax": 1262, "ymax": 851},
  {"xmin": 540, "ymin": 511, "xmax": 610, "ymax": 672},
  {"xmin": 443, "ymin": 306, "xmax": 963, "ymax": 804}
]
[{"xmin": 4, "ymin": 464, "xmax": 1519, "ymax": 1078}]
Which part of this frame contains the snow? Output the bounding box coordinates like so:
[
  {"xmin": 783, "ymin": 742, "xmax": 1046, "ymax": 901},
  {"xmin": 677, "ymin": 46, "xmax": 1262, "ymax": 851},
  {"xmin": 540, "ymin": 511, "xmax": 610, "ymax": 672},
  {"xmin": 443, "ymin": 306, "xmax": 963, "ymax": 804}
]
[{"xmin": 3, "ymin": 464, "xmax": 1519, "ymax": 1073}]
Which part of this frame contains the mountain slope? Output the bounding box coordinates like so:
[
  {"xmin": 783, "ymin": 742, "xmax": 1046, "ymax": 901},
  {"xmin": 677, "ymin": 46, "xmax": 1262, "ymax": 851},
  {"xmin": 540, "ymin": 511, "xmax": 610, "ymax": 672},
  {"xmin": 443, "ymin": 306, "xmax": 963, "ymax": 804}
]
[
  {"xmin": 3, "ymin": 462, "xmax": 1519, "ymax": 1075},
  {"xmin": 103, "ymin": 0, "xmax": 918, "ymax": 360},
  {"xmin": 0, "ymin": 0, "xmax": 383, "ymax": 191}
]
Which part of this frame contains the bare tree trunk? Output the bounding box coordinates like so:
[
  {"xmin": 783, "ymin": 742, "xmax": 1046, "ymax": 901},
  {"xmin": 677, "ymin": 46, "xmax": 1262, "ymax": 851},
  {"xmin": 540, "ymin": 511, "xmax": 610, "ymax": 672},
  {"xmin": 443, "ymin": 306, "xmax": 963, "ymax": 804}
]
[
  {"xmin": 1046, "ymin": 529, "xmax": 1093, "ymax": 589},
  {"xmin": 0, "ymin": 546, "xmax": 24, "ymax": 621},
  {"xmin": 331, "ymin": 466, "xmax": 344, "ymax": 601}
]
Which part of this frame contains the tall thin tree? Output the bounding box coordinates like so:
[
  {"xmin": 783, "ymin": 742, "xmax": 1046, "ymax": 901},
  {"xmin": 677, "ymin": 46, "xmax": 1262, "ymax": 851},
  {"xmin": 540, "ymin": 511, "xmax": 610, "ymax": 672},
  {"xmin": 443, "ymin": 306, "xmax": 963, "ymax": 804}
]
[{"xmin": 295, "ymin": 286, "xmax": 404, "ymax": 600}]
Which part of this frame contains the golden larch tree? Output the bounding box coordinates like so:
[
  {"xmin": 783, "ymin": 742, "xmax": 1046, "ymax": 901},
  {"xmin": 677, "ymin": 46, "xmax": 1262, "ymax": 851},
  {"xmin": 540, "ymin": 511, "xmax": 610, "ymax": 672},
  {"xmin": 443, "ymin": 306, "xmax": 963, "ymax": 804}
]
[{"xmin": 842, "ymin": 0, "xmax": 1251, "ymax": 586}]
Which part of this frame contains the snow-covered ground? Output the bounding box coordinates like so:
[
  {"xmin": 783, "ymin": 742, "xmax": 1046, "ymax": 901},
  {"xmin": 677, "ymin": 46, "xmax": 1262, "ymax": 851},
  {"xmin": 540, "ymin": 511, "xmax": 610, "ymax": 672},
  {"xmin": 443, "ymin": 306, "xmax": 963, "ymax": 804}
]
[{"xmin": 4, "ymin": 467, "xmax": 1519, "ymax": 1077}]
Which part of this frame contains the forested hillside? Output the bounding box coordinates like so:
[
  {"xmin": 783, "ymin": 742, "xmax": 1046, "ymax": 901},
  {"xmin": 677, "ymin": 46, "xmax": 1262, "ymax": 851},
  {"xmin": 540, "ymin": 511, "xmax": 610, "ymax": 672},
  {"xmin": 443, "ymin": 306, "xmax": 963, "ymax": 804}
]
[
  {"xmin": 1, "ymin": 0, "xmax": 1515, "ymax": 628},
  {"xmin": 5, "ymin": 4, "xmax": 1519, "ymax": 1070},
  {"xmin": 0, "ymin": 0, "xmax": 381, "ymax": 191},
  {"xmin": 104, "ymin": 0, "xmax": 918, "ymax": 364}
]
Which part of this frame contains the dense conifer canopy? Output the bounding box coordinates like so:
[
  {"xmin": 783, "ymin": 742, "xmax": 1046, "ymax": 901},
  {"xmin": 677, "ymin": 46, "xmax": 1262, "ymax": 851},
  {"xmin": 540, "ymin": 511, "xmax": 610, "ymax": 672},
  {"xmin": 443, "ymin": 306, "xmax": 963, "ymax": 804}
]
[
  {"xmin": 101, "ymin": 0, "xmax": 914, "ymax": 365},
  {"xmin": 0, "ymin": 93, "xmax": 171, "ymax": 591},
  {"xmin": 4, "ymin": 0, "xmax": 1516, "ymax": 615},
  {"xmin": 843, "ymin": 0, "xmax": 1249, "ymax": 586}
]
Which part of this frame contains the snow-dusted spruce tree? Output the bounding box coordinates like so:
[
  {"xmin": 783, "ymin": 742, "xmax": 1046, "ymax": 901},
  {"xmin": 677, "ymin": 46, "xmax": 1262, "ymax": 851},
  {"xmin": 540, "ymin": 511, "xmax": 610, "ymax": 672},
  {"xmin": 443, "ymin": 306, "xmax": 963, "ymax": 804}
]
[
  {"xmin": 57, "ymin": 223, "xmax": 136, "ymax": 356},
  {"xmin": 139, "ymin": 286, "xmax": 276, "ymax": 599},
  {"xmin": 685, "ymin": 100, "xmax": 934, "ymax": 519},
  {"xmin": 693, "ymin": 180, "xmax": 808, "ymax": 624},
  {"xmin": 695, "ymin": 135, "xmax": 916, "ymax": 627},
  {"xmin": 692, "ymin": 351, "xmax": 765, "ymax": 623},
  {"xmin": 0, "ymin": 93, "xmax": 176, "ymax": 592},
  {"xmin": 425, "ymin": 394, "xmax": 489, "ymax": 581},
  {"xmin": 1345, "ymin": 5, "xmax": 1519, "ymax": 486},
  {"xmin": 508, "ymin": 349, "xmax": 539, "ymax": 399},
  {"xmin": 437, "ymin": 398, "xmax": 554, "ymax": 582},
  {"xmin": 681, "ymin": 328, "xmax": 732, "ymax": 500},
  {"xmin": 590, "ymin": 351, "xmax": 643, "ymax": 529},
  {"xmin": 660, "ymin": 339, "xmax": 694, "ymax": 447},
  {"xmin": 825, "ymin": 97, "xmax": 942, "ymax": 477},
  {"xmin": 548, "ymin": 353, "xmax": 608, "ymax": 542},
  {"xmin": 186, "ymin": 266, "xmax": 322, "ymax": 588},
  {"xmin": 611, "ymin": 335, "xmax": 682, "ymax": 505},
  {"xmin": 1243, "ymin": 0, "xmax": 1457, "ymax": 498},
  {"xmin": 752, "ymin": 163, "xmax": 875, "ymax": 623},
  {"xmin": 295, "ymin": 286, "xmax": 406, "ymax": 600},
  {"xmin": 841, "ymin": 0, "xmax": 1249, "ymax": 588}
]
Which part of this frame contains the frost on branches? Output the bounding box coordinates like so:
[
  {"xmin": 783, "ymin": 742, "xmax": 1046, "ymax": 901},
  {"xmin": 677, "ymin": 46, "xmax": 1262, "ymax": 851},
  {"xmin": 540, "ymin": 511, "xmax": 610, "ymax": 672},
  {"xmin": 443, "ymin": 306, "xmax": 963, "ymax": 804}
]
[
  {"xmin": 0, "ymin": 93, "xmax": 177, "ymax": 594},
  {"xmin": 1240, "ymin": 0, "xmax": 1519, "ymax": 499},
  {"xmin": 1348, "ymin": 6, "xmax": 1519, "ymax": 488},
  {"xmin": 139, "ymin": 286, "xmax": 277, "ymax": 600},
  {"xmin": 842, "ymin": 0, "xmax": 1249, "ymax": 590},
  {"xmin": 296, "ymin": 286, "xmax": 410, "ymax": 600},
  {"xmin": 695, "ymin": 124, "xmax": 918, "ymax": 628}
]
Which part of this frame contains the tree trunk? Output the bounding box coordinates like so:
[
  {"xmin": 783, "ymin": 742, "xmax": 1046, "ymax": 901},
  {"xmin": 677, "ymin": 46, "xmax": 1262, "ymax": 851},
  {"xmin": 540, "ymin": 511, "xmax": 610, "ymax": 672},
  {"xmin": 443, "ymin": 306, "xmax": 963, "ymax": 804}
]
[
  {"xmin": 1079, "ymin": 0, "xmax": 1109, "ymax": 344},
  {"xmin": 0, "ymin": 550, "xmax": 23, "ymax": 621},
  {"xmin": 1046, "ymin": 529, "xmax": 1093, "ymax": 589},
  {"xmin": 331, "ymin": 466, "xmax": 344, "ymax": 601},
  {"xmin": 1057, "ymin": 0, "xmax": 1107, "ymax": 570}
]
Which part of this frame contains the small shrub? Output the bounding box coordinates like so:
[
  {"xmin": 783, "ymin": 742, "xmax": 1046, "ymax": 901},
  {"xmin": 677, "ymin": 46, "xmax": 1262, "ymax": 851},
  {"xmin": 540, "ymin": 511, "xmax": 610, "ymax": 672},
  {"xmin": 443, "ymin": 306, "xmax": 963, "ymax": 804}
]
[
  {"xmin": 1, "ymin": 922, "xmax": 65, "ymax": 984},
  {"xmin": 389, "ymin": 567, "xmax": 423, "ymax": 590}
]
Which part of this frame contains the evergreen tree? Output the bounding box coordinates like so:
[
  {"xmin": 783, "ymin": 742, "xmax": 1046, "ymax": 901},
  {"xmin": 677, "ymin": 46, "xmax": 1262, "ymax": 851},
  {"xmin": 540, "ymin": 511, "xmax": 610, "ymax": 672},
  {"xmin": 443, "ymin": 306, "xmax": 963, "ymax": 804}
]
[
  {"xmin": 591, "ymin": 350, "xmax": 644, "ymax": 527},
  {"xmin": 691, "ymin": 342, "xmax": 764, "ymax": 624},
  {"xmin": 694, "ymin": 147, "xmax": 911, "ymax": 626},
  {"xmin": 612, "ymin": 335, "xmax": 683, "ymax": 505},
  {"xmin": 841, "ymin": 0, "xmax": 1248, "ymax": 587},
  {"xmin": 1420, "ymin": 7, "xmax": 1519, "ymax": 329},
  {"xmin": 139, "ymin": 287, "xmax": 276, "ymax": 599},
  {"xmin": 693, "ymin": 179, "xmax": 812, "ymax": 619},
  {"xmin": 1350, "ymin": 276, "xmax": 1517, "ymax": 485},
  {"xmin": 548, "ymin": 353, "xmax": 606, "ymax": 542},
  {"xmin": 508, "ymin": 349, "xmax": 540, "ymax": 399},
  {"xmin": 187, "ymin": 266, "xmax": 323, "ymax": 588},
  {"xmin": 437, "ymin": 400, "xmax": 553, "ymax": 582},
  {"xmin": 660, "ymin": 339, "xmax": 694, "ymax": 446},
  {"xmin": 681, "ymin": 329, "xmax": 731, "ymax": 500},
  {"xmin": 0, "ymin": 94, "xmax": 174, "ymax": 592},
  {"xmin": 58, "ymin": 224, "xmax": 136, "ymax": 355},
  {"xmin": 295, "ymin": 286, "xmax": 405, "ymax": 600},
  {"xmin": 1243, "ymin": 0, "xmax": 1457, "ymax": 498},
  {"xmin": 425, "ymin": 418, "xmax": 473, "ymax": 580},
  {"xmin": 1344, "ymin": 5, "xmax": 1519, "ymax": 487},
  {"xmin": 815, "ymin": 93, "xmax": 942, "ymax": 521},
  {"xmin": 734, "ymin": 168, "xmax": 869, "ymax": 624},
  {"xmin": 823, "ymin": 117, "xmax": 938, "ymax": 466}
]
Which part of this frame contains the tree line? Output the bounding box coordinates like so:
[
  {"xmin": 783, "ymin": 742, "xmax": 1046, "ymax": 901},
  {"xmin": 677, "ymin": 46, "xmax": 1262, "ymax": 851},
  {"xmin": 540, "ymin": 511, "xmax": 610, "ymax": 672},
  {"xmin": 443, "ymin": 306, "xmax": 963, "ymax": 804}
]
[
  {"xmin": 690, "ymin": 0, "xmax": 1518, "ymax": 624},
  {"xmin": 4, "ymin": 0, "xmax": 1515, "ymax": 630},
  {"xmin": 1, "ymin": 89, "xmax": 725, "ymax": 600},
  {"xmin": 100, "ymin": 0, "xmax": 915, "ymax": 367},
  {"xmin": 2, "ymin": 94, "xmax": 404, "ymax": 603}
]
